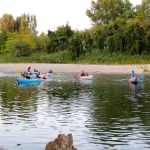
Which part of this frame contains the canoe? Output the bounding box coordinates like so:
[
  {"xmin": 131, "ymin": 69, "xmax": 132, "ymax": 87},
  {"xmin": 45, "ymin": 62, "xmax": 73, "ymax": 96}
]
[
  {"xmin": 128, "ymin": 77, "xmax": 140, "ymax": 83},
  {"xmin": 17, "ymin": 78, "xmax": 45, "ymax": 84},
  {"xmin": 80, "ymin": 75, "xmax": 93, "ymax": 80}
]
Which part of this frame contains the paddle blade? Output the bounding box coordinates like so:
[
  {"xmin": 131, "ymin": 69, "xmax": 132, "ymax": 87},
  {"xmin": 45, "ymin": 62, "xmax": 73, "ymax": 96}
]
[
  {"xmin": 140, "ymin": 75, "xmax": 145, "ymax": 79},
  {"xmin": 16, "ymin": 67, "xmax": 22, "ymax": 72}
]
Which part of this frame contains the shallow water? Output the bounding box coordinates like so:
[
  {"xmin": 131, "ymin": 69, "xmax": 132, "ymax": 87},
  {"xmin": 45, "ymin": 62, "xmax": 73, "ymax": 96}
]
[{"xmin": 0, "ymin": 73, "xmax": 150, "ymax": 150}]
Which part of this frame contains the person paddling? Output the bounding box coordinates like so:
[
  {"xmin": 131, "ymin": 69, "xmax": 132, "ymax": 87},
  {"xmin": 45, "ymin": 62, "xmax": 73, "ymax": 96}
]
[
  {"xmin": 21, "ymin": 71, "xmax": 31, "ymax": 79},
  {"xmin": 27, "ymin": 66, "xmax": 33, "ymax": 75},
  {"xmin": 48, "ymin": 69, "xmax": 53, "ymax": 73},
  {"xmin": 28, "ymin": 66, "xmax": 31, "ymax": 72},
  {"xmin": 80, "ymin": 70, "xmax": 89, "ymax": 76},
  {"xmin": 130, "ymin": 70, "xmax": 137, "ymax": 77},
  {"xmin": 81, "ymin": 70, "xmax": 86, "ymax": 76}
]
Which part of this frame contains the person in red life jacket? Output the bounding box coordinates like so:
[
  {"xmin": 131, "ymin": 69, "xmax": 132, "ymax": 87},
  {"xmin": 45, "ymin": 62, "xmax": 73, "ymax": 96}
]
[
  {"xmin": 28, "ymin": 66, "xmax": 31, "ymax": 72},
  {"xmin": 27, "ymin": 66, "xmax": 33, "ymax": 75}
]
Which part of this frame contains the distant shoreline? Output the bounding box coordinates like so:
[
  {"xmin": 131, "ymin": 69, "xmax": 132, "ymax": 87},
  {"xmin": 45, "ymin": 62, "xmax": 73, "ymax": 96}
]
[{"xmin": 0, "ymin": 63, "xmax": 148, "ymax": 74}]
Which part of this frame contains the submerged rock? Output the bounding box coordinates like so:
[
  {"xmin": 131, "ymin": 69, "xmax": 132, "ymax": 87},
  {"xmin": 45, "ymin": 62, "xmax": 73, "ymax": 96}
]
[{"xmin": 45, "ymin": 134, "xmax": 77, "ymax": 150}]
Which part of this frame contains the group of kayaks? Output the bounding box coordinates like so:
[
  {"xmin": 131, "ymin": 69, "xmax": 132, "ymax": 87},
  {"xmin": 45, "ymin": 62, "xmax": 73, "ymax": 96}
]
[
  {"xmin": 17, "ymin": 67, "xmax": 144, "ymax": 85},
  {"xmin": 17, "ymin": 71, "xmax": 94, "ymax": 85},
  {"xmin": 18, "ymin": 75, "xmax": 144, "ymax": 84}
]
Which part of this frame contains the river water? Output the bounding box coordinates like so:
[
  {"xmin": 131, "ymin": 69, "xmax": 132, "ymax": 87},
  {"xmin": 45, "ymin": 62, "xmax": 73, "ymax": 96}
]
[{"xmin": 0, "ymin": 73, "xmax": 150, "ymax": 150}]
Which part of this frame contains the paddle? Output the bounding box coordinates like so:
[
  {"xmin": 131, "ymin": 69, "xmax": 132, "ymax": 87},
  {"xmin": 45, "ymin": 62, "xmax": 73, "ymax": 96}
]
[{"xmin": 16, "ymin": 67, "xmax": 23, "ymax": 73}]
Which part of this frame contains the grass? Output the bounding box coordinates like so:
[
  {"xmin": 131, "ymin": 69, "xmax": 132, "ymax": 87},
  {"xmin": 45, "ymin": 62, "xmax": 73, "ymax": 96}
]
[
  {"xmin": 76, "ymin": 50, "xmax": 150, "ymax": 64},
  {"xmin": 1, "ymin": 50, "xmax": 150, "ymax": 64},
  {"xmin": 0, "ymin": 51, "xmax": 72, "ymax": 63}
]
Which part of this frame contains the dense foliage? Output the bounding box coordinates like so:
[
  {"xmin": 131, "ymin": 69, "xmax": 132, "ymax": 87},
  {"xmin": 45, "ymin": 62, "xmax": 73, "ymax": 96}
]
[{"xmin": 0, "ymin": 0, "xmax": 149, "ymax": 63}]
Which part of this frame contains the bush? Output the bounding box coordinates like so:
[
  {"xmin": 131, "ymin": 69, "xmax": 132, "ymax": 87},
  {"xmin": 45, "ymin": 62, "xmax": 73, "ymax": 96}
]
[
  {"xmin": 5, "ymin": 40, "xmax": 30, "ymax": 57},
  {"xmin": 38, "ymin": 51, "xmax": 72, "ymax": 63}
]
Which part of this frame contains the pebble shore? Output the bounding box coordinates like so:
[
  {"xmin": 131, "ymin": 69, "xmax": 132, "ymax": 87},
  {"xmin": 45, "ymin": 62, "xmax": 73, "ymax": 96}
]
[{"xmin": 0, "ymin": 63, "xmax": 148, "ymax": 74}]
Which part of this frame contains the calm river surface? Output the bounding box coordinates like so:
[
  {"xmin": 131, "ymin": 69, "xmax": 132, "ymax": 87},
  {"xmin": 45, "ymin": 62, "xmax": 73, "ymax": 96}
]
[{"xmin": 0, "ymin": 73, "xmax": 150, "ymax": 150}]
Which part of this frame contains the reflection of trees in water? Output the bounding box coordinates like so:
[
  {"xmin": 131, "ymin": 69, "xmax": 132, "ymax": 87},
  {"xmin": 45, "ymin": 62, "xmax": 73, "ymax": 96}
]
[
  {"xmin": 0, "ymin": 77, "xmax": 38, "ymax": 119},
  {"xmin": 0, "ymin": 78, "xmax": 92, "ymax": 120},
  {"xmin": 45, "ymin": 81, "xmax": 92, "ymax": 101},
  {"xmin": 86, "ymin": 77, "xmax": 150, "ymax": 148},
  {"xmin": 39, "ymin": 81, "xmax": 93, "ymax": 117},
  {"xmin": 91, "ymin": 79, "xmax": 129, "ymax": 123},
  {"xmin": 129, "ymin": 82, "xmax": 145, "ymax": 94}
]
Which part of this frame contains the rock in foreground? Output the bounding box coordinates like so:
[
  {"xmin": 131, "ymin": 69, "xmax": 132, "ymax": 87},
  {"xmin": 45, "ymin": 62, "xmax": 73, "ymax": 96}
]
[{"xmin": 45, "ymin": 134, "xmax": 77, "ymax": 150}]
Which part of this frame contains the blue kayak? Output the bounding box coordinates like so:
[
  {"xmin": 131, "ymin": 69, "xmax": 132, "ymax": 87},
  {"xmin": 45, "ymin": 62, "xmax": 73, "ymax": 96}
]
[{"xmin": 17, "ymin": 78, "xmax": 45, "ymax": 84}]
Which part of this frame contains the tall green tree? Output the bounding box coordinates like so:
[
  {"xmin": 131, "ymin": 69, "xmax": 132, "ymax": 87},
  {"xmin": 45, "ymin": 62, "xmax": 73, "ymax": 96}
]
[
  {"xmin": 6, "ymin": 39, "xmax": 30, "ymax": 57},
  {"xmin": 91, "ymin": 23, "xmax": 107, "ymax": 50},
  {"xmin": 54, "ymin": 23, "xmax": 73, "ymax": 51},
  {"xmin": 106, "ymin": 17, "xmax": 127, "ymax": 53},
  {"xmin": 86, "ymin": 0, "xmax": 132, "ymax": 24},
  {"xmin": 38, "ymin": 32, "xmax": 49, "ymax": 53},
  {"xmin": 0, "ymin": 14, "xmax": 15, "ymax": 32},
  {"xmin": 0, "ymin": 32, "xmax": 7, "ymax": 52},
  {"xmin": 136, "ymin": 0, "xmax": 150, "ymax": 19},
  {"xmin": 14, "ymin": 16, "xmax": 21, "ymax": 32},
  {"xmin": 81, "ymin": 30, "xmax": 94, "ymax": 53},
  {"xmin": 19, "ymin": 14, "xmax": 37, "ymax": 35},
  {"xmin": 69, "ymin": 31, "xmax": 83, "ymax": 60},
  {"xmin": 47, "ymin": 23, "xmax": 73, "ymax": 53},
  {"xmin": 19, "ymin": 14, "xmax": 30, "ymax": 34},
  {"xmin": 30, "ymin": 15, "xmax": 37, "ymax": 35},
  {"xmin": 47, "ymin": 30, "xmax": 57, "ymax": 53}
]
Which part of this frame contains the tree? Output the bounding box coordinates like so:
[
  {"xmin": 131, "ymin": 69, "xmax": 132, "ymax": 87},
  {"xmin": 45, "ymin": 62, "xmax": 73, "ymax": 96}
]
[
  {"xmin": 47, "ymin": 30, "xmax": 57, "ymax": 53},
  {"xmin": 12, "ymin": 41, "xmax": 30, "ymax": 57},
  {"xmin": 69, "ymin": 31, "xmax": 83, "ymax": 60},
  {"xmin": 54, "ymin": 23, "xmax": 73, "ymax": 51},
  {"xmin": 19, "ymin": 14, "xmax": 37, "ymax": 35},
  {"xmin": 38, "ymin": 32, "xmax": 49, "ymax": 52},
  {"xmin": 91, "ymin": 23, "xmax": 107, "ymax": 50},
  {"xmin": 14, "ymin": 16, "xmax": 21, "ymax": 32},
  {"xmin": 5, "ymin": 39, "xmax": 30, "ymax": 57},
  {"xmin": 81, "ymin": 29, "xmax": 94, "ymax": 53},
  {"xmin": 4, "ymin": 31, "xmax": 37, "ymax": 55},
  {"xmin": 86, "ymin": 0, "xmax": 132, "ymax": 24},
  {"xmin": 136, "ymin": 0, "xmax": 150, "ymax": 19},
  {"xmin": 0, "ymin": 32, "xmax": 7, "ymax": 52},
  {"xmin": 124, "ymin": 18, "xmax": 150, "ymax": 54},
  {"xmin": 47, "ymin": 23, "xmax": 73, "ymax": 53},
  {"xmin": 106, "ymin": 17, "xmax": 127, "ymax": 53},
  {"xmin": 29, "ymin": 15, "xmax": 38, "ymax": 35},
  {"xmin": 0, "ymin": 14, "xmax": 15, "ymax": 32}
]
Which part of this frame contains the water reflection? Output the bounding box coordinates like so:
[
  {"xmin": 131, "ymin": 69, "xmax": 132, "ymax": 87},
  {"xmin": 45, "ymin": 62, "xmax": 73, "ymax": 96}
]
[
  {"xmin": 87, "ymin": 75, "xmax": 150, "ymax": 149},
  {"xmin": 0, "ymin": 74, "xmax": 150, "ymax": 150},
  {"xmin": 129, "ymin": 82, "xmax": 145, "ymax": 93}
]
